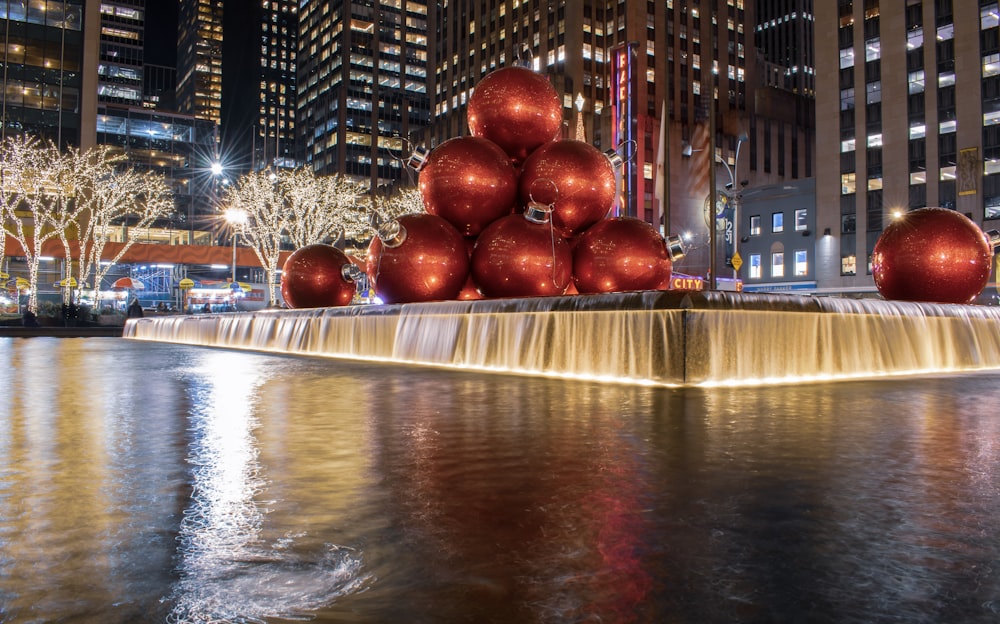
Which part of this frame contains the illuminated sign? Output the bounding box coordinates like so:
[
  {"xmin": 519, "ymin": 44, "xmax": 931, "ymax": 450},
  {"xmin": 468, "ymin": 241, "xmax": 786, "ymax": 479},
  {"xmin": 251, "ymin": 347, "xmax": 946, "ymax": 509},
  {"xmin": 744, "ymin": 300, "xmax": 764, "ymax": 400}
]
[
  {"xmin": 610, "ymin": 42, "xmax": 638, "ymax": 217},
  {"xmin": 670, "ymin": 275, "xmax": 705, "ymax": 291}
]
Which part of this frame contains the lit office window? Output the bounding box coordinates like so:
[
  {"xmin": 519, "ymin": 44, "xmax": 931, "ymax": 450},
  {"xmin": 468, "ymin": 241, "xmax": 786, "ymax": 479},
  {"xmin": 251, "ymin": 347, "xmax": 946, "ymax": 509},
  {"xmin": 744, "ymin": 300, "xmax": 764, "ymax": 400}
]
[
  {"xmin": 772, "ymin": 212, "xmax": 784, "ymax": 233},
  {"xmin": 749, "ymin": 215, "xmax": 761, "ymax": 236},
  {"xmin": 842, "ymin": 173, "xmax": 856, "ymax": 194},
  {"xmin": 749, "ymin": 254, "xmax": 762, "ymax": 279},
  {"xmin": 841, "ymin": 254, "xmax": 857, "ymax": 276},
  {"xmin": 794, "ymin": 209, "xmax": 808, "ymax": 231},
  {"xmin": 794, "ymin": 250, "xmax": 808, "ymax": 276},
  {"xmin": 771, "ymin": 252, "xmax": 784, "ymax": 278}
]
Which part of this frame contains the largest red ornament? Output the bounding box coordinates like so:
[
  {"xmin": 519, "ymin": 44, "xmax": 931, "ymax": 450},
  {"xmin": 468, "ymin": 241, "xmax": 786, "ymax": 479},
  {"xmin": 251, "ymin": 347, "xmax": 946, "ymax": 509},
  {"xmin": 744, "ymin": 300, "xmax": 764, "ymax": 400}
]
[
  {"xmin": 418, "ymin": 136, "xmax": 518, "ymax": 236},
  {"xmin": 467, "ymin": 66, "xmax": 563, "ymax": 164},
  {"xmin": 872, "ymin": 207, "xmax": 995, "ymax": 304},
  {"xmin": 366, "ymin": 213, "xmax": 469, "ymax": 304},
  {"xmin": 518, "ymin": 140, "xmax": 617, "ymax": 238},
  {"xmin": 470, "ymin": 206, "xmax": 572, "ymax": 298},
  {"xmin": 573, "ymin": 217, "xmax": 674, "ymax": 294},
  {"xmin": 281, "ymin": 244, "xmax": 360, "ymax": 308}
]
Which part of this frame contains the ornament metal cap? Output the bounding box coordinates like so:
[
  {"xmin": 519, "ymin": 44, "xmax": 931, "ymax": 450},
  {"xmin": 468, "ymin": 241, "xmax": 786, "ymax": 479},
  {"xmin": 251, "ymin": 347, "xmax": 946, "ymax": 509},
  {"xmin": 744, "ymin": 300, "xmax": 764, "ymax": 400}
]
[
  {"xmin": 987, "ymin": 229, "xmax": 1000, "ymax": 251},
  {"xmin": 666, "ymin": 234, "xmax": 686, "ymax": 260},
  {"xmin": 341, "ymin": 263, "xmax": 364, "ymax": 283},
  {"xmin": 524, "ymin": 201, "xmax": 552, "ymax": 224},
  {"xmin": 604, "ymin": 148, "xmax": 625, "ymax": 170},
  {"xmin": 406, "ymin": 145, "xmax": 430, "ymax": 171},
  {"xmin": 377, "ymin": 219, "xmax": 408, "ymax": 248}
]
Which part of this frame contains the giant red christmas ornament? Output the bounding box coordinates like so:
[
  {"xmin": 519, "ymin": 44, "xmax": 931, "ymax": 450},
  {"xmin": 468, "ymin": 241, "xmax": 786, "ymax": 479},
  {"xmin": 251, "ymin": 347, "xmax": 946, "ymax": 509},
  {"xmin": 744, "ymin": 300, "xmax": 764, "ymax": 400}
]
[
  {"xmin": 573, "ymin": 217, "xmax": 674, "ymax": 294},
  {"xmin": 466, "ymin": 66, "xmax": 563, "ymax": 164},
  {"xmin": 470, "ymin": 205, "xmax": 572, "ymax": 298},
  {"xmin": 280, "ymin": 244, "xmax": 360, "ymax": 308},
  {"xmin": 518, "ymin": 140, "xmax": 617, "ymax": 238},
  {"xmin": 872, "ymin": 207, "xmax": 997, "ymax": 304},
  {"xmin": 366, "ymin": 213, "xmax": 469, "ymax": 304},
  {"xmin": 418, "ymin": 136, "xmax": 518, "ymax": 236}
]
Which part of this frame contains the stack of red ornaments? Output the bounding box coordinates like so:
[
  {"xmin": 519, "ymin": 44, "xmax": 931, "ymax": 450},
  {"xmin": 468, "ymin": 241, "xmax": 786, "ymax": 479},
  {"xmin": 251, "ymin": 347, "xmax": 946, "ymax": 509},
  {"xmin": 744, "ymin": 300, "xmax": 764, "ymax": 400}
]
[{"xmin": 283, "ymin": 66, "xmax": 680, "ymax": 308}]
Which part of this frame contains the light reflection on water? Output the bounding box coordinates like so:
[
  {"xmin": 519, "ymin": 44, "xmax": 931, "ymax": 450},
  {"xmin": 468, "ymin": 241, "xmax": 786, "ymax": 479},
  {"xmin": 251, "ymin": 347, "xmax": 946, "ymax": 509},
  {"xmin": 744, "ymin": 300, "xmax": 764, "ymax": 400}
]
[{"xmin": 1, "ymin": 337, "xmax": 1000, "ymax": 623}]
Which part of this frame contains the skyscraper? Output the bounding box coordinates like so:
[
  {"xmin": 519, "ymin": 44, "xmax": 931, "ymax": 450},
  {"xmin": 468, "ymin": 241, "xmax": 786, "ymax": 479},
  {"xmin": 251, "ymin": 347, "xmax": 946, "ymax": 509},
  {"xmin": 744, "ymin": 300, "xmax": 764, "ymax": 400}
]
[
  {"xmin": 97, "ymin": 0, "xmax": 145, "ymax": 108},
  {"xmin": 296, "ymin": 0, "xmax": 432, "ymax": 188},
  {"xmin": 0, "ymin": 0, "xmax": 93, "ymax": 148},
  {"xmin": 814, "ymin": 0, "xmax": 999, "ymax": 295},
  {"xmin": 177, "ymin": 0, "xmax": 223, "ymax": 125},
  {"xmin": 257, "ymin": 0, "xmax": 299, "ymax": 170}
]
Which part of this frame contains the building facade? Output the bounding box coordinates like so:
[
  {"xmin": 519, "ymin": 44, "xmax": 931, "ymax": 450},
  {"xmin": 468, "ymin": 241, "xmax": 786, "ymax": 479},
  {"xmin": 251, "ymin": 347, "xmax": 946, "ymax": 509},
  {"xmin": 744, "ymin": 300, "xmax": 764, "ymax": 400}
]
[
  {"xmin": 0, "ymin": 0, "xmax": 97, "ymax": 149},
  {"xmin": 814, "ymin": 0, "xmax": 1000, "ymax": 297},
  {"xmin": 257, "ymin": 0, "xmax": 298, "ymax": 170},
  {"xmin": 296, "ymin": 0, "xmax": 432, "ymax": 189},
  {"xmin": 177, "ymin": 0, "xmax": 223, "ymax": 125},
  {"xmin": 97, "ymin": 0, "xmax": 144, "ymax": 108}
]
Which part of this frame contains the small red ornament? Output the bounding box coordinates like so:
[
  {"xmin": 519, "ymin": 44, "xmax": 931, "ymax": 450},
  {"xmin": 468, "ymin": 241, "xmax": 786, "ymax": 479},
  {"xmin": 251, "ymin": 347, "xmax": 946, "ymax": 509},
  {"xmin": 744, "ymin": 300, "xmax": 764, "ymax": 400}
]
[
  {"xmin": 872, "ymin": 207, "xmax": 995, "ymax": 304},
  {"xmin": 518, "ymin": 140, "xmax": 617, "ymax": 238},
  {"xmin": 418, "ymin": 136, "xmax": 518, "ymax": 236},
  {"xmin": 470, "ymin": 206, "xmax": 572, "ymax": 298},
  {"xmin": 467, "ymin": 66, "xmax": 563, "ymax": 164},
  {"xmin": 573, "ymin": 217, "xmax": 673, "ymax": 294},
  {"xmin": 281, "ymin": 244, "xmax": 360, "ymax": 308},
  {"xmin": 366, "ymin": 213, "xmax": 470, "ymax": 304}
]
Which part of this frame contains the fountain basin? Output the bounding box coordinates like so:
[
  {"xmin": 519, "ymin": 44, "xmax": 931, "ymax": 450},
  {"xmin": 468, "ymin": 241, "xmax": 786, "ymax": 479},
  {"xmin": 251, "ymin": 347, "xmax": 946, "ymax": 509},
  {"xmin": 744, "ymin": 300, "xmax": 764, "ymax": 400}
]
[{"xmin": 123, "ymin": 291, "xmax": 1000, "ymax": 386}]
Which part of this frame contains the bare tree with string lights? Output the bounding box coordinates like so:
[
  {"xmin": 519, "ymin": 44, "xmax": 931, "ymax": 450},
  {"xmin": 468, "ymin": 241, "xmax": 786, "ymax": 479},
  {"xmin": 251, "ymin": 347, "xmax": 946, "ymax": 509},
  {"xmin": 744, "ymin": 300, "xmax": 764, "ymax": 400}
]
[
  {"xmin": 222, "ymin": 167, "xmax": 371, "ymax": 306},
  {"xmin": 279, "ymin": 167, "xmax": 369, "ymax": 247},
  {"xmin": 0, "ymin": 136, "xmax": 85, "ymax": 313},
  {"xmin": 75, "ymin": 165, "xmax": 173, "ymax": 306},
  {"xmin": 370, "ymin": 186, "xmax": 425, "ymax": 226}
]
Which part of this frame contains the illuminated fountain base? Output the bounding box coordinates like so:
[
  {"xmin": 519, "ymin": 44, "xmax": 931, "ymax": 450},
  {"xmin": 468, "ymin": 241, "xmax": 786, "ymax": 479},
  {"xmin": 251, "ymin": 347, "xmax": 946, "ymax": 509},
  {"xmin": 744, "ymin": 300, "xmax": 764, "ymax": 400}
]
[{"xmin": 123, "ymin": 291, "xmax": 1000, "ymax": 387}]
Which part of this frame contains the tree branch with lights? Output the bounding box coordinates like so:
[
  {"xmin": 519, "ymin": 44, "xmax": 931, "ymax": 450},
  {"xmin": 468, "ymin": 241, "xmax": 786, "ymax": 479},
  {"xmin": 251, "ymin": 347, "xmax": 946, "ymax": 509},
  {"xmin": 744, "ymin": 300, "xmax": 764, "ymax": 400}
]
[
  {"xmin": 75, "ymin": 165, "xmax": 174, "ymax": 305},
  {"xmin": 0, "ymin": 136, "xmax": 81, "ymax": 313}
]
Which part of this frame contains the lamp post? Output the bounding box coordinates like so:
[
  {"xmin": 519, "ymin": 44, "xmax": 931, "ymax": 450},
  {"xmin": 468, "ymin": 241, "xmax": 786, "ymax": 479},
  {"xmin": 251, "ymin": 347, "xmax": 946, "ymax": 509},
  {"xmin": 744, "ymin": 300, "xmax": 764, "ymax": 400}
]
[
  {"xmin": 224, "ymin": 208, "xmax": 247, "ymax": 285},
  {"xmin": 718, "ymin": 136, "xmax": 746, "ymax": 280}
]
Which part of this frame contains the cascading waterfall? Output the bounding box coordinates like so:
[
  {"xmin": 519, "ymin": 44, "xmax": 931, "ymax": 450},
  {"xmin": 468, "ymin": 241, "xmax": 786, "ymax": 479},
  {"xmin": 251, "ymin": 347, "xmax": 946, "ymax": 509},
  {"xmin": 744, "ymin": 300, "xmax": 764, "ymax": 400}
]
[{"xmin": 124, "ymin": 291, "xmax": 1000, "ymax": 387}]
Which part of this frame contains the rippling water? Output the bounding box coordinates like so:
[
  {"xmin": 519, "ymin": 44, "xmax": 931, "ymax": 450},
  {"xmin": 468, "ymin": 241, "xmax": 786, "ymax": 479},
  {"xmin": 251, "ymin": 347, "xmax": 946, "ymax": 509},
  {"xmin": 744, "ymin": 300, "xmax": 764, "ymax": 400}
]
[{"xmin": 1, "ymin": 337, "xmax": 999, "ymax": 623}]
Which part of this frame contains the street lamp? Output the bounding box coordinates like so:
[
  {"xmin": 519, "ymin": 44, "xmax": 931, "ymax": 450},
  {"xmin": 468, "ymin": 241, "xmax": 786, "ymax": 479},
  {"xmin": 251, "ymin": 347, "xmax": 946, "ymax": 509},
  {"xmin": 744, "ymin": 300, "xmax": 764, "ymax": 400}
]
[
  {"xmin": 717, "ymin": 136, "xmax": 746, "ymax": 279},
  {"xmin": 224, "ymin": 208, "xmax": 247, "ymax": 284}
]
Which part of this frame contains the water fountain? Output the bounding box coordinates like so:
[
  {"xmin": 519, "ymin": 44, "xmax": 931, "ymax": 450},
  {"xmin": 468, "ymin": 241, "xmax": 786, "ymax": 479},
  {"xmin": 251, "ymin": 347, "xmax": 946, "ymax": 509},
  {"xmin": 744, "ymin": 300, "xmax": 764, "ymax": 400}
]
[{"xmin": 123, "ymin": 290, "xmax": 1000, "ymax": 387}]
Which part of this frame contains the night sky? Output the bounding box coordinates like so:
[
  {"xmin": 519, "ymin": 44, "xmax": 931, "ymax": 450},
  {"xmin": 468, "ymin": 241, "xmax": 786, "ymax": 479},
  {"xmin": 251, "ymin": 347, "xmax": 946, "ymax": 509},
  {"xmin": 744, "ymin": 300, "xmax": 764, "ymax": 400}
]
[{"xmin": 144, "ymin": 1, "xmax": 178, "ymax": 67}]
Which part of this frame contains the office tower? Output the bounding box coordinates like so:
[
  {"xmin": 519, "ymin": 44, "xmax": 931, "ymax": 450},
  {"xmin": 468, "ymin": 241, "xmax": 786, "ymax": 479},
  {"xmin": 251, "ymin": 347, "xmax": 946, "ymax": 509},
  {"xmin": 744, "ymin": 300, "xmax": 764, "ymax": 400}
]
[
  {"xmin": 297, "ymin": 0, "xmax": 433, "ymax": 188},
  {"xmin": 97, "ymin": 0, "xmax": 144, "ymax": 107},
  {"xmin": 177, "ymin": 0, "xmax": 223, "ymax": 125},
  {"xmin": 814, "ymin": 0, "xmax": 999, "ymax": 292},
  {"xmin": 0, "ymin": 0, "xmax": 95, "ymax": 148},
  {"xmin": 256, "ymin": 0, "xmax": 298, "ymax": 169}
]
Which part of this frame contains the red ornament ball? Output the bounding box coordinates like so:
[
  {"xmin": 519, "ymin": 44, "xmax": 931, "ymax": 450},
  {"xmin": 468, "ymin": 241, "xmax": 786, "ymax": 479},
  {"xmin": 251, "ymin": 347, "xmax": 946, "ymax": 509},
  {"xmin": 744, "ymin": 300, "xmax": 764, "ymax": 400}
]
[
  {"xmin": 281, "ymin": 244, "xmax": 358, "ymax": 308},
  {"xmin": 470, "ymin": 213, "xmax": 573, "ymax": 298},
  {"xmin": 467, "ymin": 66, "xmax": 563, "ymax": 164},
  {"xmin": 519, "ymin": 140, "xmax": 617, "ymax": 238},
  {"xmin": 872, "ymin": 207, "xmax": 993, "ymax": 304},
  {"xmin": 366, "ymin": 213, "xmax": 470, "ymax": 304},
  {"xmin": 418, "ymin": 136, "xmax": 518, "ymax": 236},
  {"xmin": 573, "ymin": 217, "xmax": 673, "ymax": 294}
]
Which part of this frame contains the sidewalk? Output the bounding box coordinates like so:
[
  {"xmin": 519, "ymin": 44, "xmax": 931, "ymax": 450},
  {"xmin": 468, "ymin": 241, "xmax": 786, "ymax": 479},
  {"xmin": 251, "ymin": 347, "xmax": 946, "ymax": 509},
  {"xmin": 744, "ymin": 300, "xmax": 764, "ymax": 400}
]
[{"xmin": 0, "ymin": 325, "xmax": 124, "ymax": 337}]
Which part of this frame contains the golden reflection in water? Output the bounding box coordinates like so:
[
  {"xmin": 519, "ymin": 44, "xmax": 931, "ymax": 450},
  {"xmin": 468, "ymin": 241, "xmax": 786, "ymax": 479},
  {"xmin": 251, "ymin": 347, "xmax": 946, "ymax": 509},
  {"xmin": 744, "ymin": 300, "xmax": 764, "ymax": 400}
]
[
  {"xmin": 168, "ymin": 350, "xmax": 270, "ymax": 621},
  {"xmin": 1, "ymin": 338, "xmax": 175, "ymax": 618},
  {"xmin": 166, "ymin": 350, "xmax": 369, "ymax": 623}
]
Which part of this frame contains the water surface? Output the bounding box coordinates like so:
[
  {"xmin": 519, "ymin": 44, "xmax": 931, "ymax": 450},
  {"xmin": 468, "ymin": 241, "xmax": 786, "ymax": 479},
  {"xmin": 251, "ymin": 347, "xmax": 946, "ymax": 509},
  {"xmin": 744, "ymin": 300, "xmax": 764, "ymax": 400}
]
[{"xmin": 1, "ymin": 337, "xmax": 999, "ymax": 623}]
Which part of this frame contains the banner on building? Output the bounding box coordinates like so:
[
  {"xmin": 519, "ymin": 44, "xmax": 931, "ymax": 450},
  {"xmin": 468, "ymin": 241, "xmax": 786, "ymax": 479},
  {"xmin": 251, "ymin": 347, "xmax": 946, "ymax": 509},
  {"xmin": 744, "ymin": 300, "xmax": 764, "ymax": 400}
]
[{"xmin": 958, "ymin": 147, "xmax": 979, "ymax": 196}]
